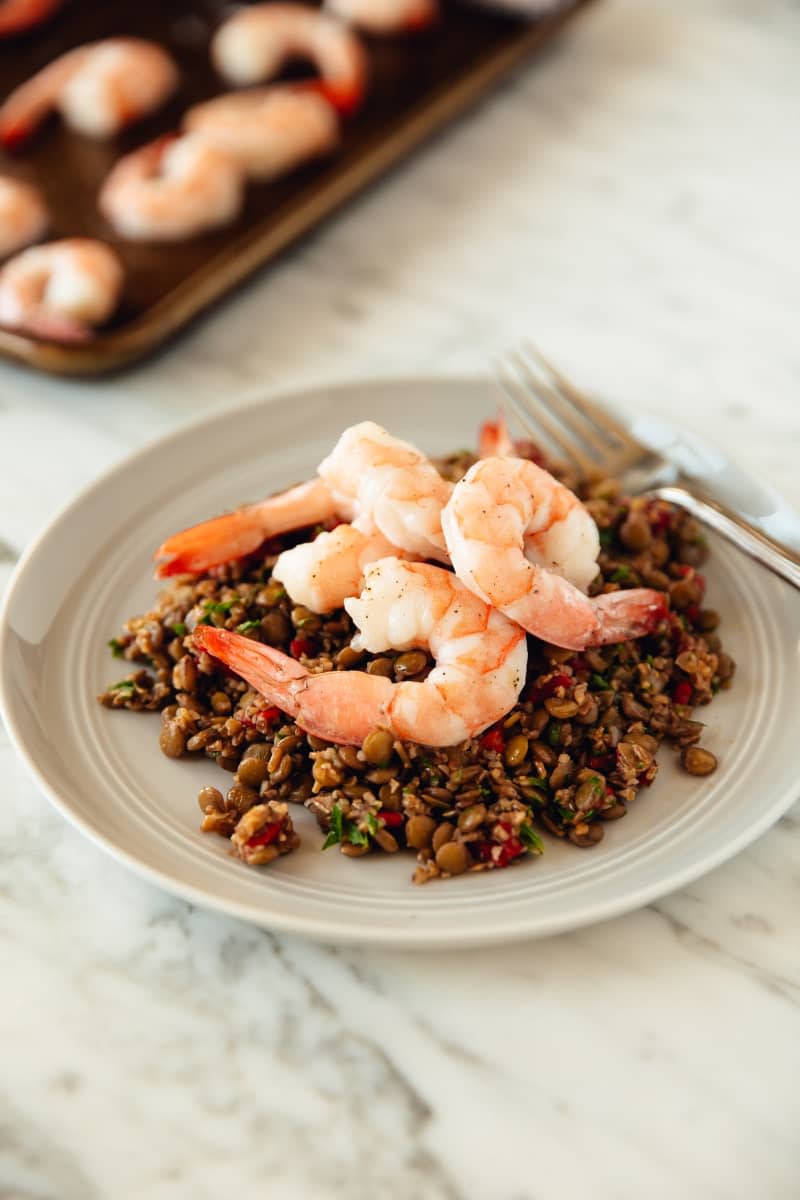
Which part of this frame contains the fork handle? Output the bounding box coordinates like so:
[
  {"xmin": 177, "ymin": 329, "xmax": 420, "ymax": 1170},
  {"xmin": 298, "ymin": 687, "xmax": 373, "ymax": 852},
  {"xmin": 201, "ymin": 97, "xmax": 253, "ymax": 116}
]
[{"xmin": 651, "ymin": 484, "xmax": 800, "ymax": 592}]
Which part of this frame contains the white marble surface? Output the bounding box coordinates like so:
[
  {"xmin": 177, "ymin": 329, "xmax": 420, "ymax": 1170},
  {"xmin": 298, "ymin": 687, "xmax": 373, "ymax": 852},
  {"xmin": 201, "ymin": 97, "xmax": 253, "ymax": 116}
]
[{"xmin": 2, "ymin": 1, "xmax": 800, "ymax": 1196}]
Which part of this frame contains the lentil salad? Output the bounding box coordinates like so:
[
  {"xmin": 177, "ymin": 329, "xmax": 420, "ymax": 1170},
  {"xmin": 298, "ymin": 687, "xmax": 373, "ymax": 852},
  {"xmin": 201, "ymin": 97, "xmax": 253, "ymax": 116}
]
[{"xmin": 99, "ymin": 441, "xmax": 733, "ymax": 884}]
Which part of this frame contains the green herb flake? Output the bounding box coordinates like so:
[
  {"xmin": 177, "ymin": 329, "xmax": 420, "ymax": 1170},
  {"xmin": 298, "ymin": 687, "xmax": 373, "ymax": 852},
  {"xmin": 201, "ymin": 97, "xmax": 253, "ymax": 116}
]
[
  {"xmin": 108, "ymin": 637, "xmax": 125, "ymax": 659},
  {"xmin": 589, "ymin": 673, "xmax": 609, "ymax": 691},
  {"xmin": 109, "ymin": 679, "xmax": 136, "ymax": 692},
  {"xmin": 346, "ymin": 824, "xmax": 370, "ymax": 848},
  {"xmin": 598, "ymin": 528, "xmax": 614, "ymax": 549},
  {"xmin": 321, "ymin": 803, "xmax": 344, "ymax": 850},
  {"xmin": 645, "ymin": 654, "xmax": 655, "ymax": 667},
  {"xmin": 365, "ymin": 812, "xmax": 380, "ymax": 837},
  {"xmin": 171, "ymin": 622, "xmax": 187, "ymax": 638},
  {"xmin": 201, "ymin": 597, "xmax": 240, "ymax": 621},
  {"xmin": 547, "ymin": 723, "xmax": 562, "ymax": 748},
  {"xmin": 236, "ymin": 620, "xmax": 262, "ymax": 634},
  {"xmin": 519, "ymin": 824, "xmax": 544, "ymax": 855},
  {"xmin": 520, "ymin": 774, "xmax": 549, "ymax": 791},
  {"xmin": 610, "ymin": 565, "xmax": 632, "ymax": 584}
]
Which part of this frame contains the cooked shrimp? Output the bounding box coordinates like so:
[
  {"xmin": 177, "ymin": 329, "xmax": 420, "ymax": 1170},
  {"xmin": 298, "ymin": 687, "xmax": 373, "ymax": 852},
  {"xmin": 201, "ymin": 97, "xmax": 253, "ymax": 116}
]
[
  {"xmin": 0, "ymin": 176, "xmax": 48, "ymax": 259},
  {"xmin": 317, "ymin": 421, "xmax": 452, "ymax": 561},
  {"xmin": 154, "ymin": 421, "xmax": 450, "ymax": 579},
  {"xmin": 0, "ymin": 237, "xmax": 123, "ymax": 341},
  {"xmin": 442, "ymin": 457, "xmax": 667, "ymax": 650},
  {"xmin": 0, "ymin": 38, "xmax": 178, "ymax": 150},
  {"xmin": 99, "ymin": 134, "xmax": 245, "ymax": 242},
  {"xmin": 325, "ymin": 0, "xmax": 438, "ymax": 35},
  {"xmin": 155, "ymin": 477, "xmax": 335, "ymax": 578},
  {"xmin": 272, "ymin": 518, "xmax": 406, "ymax": 614},
  {"xmin": 0, "ymin": 0, "xmax": 60, "ymax": 38},
  {"xmin": 194, "ymin": 558, "xmax": 527, "ymax": 746},
  {"xmin": 184, "ymin": 86, "xmax": 339, "ymax": 182},
  {"xmin": 212, "ymin": 4, "xmax": 366, "ymax": 117}
]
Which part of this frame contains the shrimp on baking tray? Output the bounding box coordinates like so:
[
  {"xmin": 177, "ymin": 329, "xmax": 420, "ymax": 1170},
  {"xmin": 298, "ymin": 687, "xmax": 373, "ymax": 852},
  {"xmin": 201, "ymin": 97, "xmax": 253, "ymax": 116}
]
[
  {"xmin": 441, "ymin": 457, "xmax": 667, "ymax": 650},
  {"xmin": 154, "ymin": 421, "xmax": 452, "ymax": 600},
  {"xmin": 211, "ymin": 3, "xmax": 367, "ymax": 117},
  {"xmin": 324, "ymin": 0, "xmax": 438, "ymax": 35},
  {"xmin": 0, "ymin": 237, "xmax": 123, "ymax": 341},
  {"xmin": 0, "ymin": 176, "xmax": 48, "ymax": 259},
  {"xmin": 0, "ymin": 38, "xmax": 178, "ymax": 150},
  {"xmin": 0, "ymin": 0, "xmax": 60, "ymax": 38},
  {"xmin": 194, "ymin": 558, "xmax": 528, "ymax": 747},
  {"xmin": 183, "ymin": 86, "xmax": 339, "ymax": 183},
  {"xmin": 99, "ymin": 133, "xmax": 245, "ymax": 242}
]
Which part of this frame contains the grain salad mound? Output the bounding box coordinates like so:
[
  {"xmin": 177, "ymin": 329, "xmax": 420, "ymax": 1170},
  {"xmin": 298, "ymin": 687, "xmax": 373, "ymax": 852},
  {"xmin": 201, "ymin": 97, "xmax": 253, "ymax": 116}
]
[{"xmin": 99, "ymin": 446, "xmax": 734, "ymax": 884}]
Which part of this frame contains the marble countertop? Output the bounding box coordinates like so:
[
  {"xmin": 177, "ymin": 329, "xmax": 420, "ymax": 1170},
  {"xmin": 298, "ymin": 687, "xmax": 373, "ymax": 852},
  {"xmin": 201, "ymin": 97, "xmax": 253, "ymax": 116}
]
[{"xmin": 2, "ymin": 1, "xmax": 799, "ymax": 1196}]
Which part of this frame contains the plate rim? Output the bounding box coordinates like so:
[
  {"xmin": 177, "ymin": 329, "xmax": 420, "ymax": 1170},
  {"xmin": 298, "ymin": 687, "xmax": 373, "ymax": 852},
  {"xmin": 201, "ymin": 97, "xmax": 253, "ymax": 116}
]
[{"xmin": 2, "ymin": 373, "xmax": 798, "ymax": 947}]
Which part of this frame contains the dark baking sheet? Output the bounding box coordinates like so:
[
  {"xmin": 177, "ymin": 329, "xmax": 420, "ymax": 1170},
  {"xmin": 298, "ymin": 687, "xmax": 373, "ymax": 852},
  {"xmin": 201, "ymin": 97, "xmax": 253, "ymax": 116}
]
[{"xmin": 0, "ymin": 0, "xmax": 592, "ymax": 374}]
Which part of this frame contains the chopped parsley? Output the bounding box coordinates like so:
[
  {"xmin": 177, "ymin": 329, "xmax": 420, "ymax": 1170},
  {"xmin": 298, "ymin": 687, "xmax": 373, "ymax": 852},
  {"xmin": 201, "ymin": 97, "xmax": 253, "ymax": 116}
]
[
  {"xmin": 171, "ymin": 622, "xmax": 187, "ymax": 637},
  {"xmin": 322, "ymin": 803, "xmax": 344, "ymax": 850},
  {"xmin": 598, "ymin": 528, "xmax": 614, "ymax": 549},
  {"xmin": 108, "ymin": 638, "xmax": 125, "ymax": 659},
  {"xmin": 321, "ymin": 802, "xmax": 371, "ymax": 849},
  {"xmin": 236, "ymin": 620, "xmax": 262, "ymax": 634},
  {"xmin": 365, "ymin": 812, "xmax": 380, "ymax": 837},
  {"xmin": 519, "ymin": 824, "xmax": 544, "ymax": 855},
  {"xmin": 610, "ymin": 565, "xmax": 633, "ymax": 583},
  {"xmin": 109, "ymin": 679, "xmax": 136, "ymax": 692},
  {"xmin": 589, "ymin": 673, "xmax": 609, "ymax": 691},
  {"xmin": 547, "ymin": 722, "xmax": 562, "ymax": 748},
  {"xmin": 199, "ymin": 597, "xmax": 240, "ymax": 625}
]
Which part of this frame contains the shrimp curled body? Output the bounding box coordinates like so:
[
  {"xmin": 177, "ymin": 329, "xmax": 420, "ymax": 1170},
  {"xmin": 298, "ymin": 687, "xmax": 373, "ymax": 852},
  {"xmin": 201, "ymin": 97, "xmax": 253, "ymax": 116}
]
[
  {"xmin": 0, "ymin": 176, "xmax": 48, "ymax": 259},
  {"xmin": 272, "ymin": 519, "xmax": 404, "ymax": 614},
  {"xmin": 212, "ymin": 3, "xmax": 366, "ymax": 116},
  {"xmin": 154, "ymin": 421, "xmax": 452, "ymax": 607},
  {"xmin": 99, "ymin": 134, "xmax": 245, "ymax": 242},
  {"xmin": 442, "ymin": 457, "xmax": 667, "ymax": 650},
  {"xmin": 184, "ymin": 87, "xmax": 339, "ymax": 182},
  {"xmin": 194, "ymin": 558, "xmax": 527, "ymax": 746},
  {"xmin": 0, "ymin": 237, "xmax": 123, "ymax": 341},
  {"xmin": 0, "ymin": 38, "xmax": 178, "ymax": 150}
]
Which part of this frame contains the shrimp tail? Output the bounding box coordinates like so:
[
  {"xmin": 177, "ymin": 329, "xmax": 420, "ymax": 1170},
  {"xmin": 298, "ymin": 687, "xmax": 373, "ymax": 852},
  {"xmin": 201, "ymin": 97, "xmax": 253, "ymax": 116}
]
[
  {"xmin": 154, "ymin": 477, "xmax": 337, "ymax": 578},
  {"xmin": 193, "ymin": 624, "xmax": 393, "ymax": 744},
  {"xmin": 193, "ymin": 625, "xmax": 306, "ymax": 708},
  {"xmin": 0, "ymin": 51, "xmax": 80, "ymax": 149},
  {"xmin": 478, "ymin": 413, "xmax": 515, "ymax": 459},
  {"xmin": 589, "ymin": 589, "xmax": 669, "ymax": 646},
  {"xmin": 155, "ymin": 505, "xmax": 279, "ymax": 578},
  {"xmin": 314, "ymin": 79, "xmax": 362, "ymax": 117}
]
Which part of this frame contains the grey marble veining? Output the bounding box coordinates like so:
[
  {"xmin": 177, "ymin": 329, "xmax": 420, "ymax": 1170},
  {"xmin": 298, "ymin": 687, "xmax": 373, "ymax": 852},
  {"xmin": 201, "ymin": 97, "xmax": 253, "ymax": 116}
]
[{"xmin": 2, "ymin": 1, "xmax": 800, "ymax": 1196}]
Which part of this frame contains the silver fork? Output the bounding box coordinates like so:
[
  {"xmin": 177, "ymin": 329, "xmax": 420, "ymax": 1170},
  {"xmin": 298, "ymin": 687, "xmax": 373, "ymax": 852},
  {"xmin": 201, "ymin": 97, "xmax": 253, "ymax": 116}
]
[{"xmin": 495, "ymin": 344, "xmax": 800, "ymax": 591}]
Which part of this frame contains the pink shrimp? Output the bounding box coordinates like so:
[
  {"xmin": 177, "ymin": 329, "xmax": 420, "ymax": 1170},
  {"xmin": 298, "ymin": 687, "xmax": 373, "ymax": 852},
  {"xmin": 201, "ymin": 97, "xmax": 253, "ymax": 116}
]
[
  {"xmin": 0, "ymin": 0, "xmax": 60, "ymax": 38},
  {"xmin": 442, "ymin": 456, "xmax": 667, "ymax": 650},
  {"xmin": 0, "ymin": 176, "xmax": 48, "ymax": 259},
  {"xmin": 98, "ymin": 133, "xmax": 245, "ymax": 243},
  {"xmin": 324, "ymin": 0, "xmax": 438, "ymax": 35},
  {"xmin": 183, "ymin": 86, "xmax": 339, "ymax": 183},
  {"xmin": 211, "ymin": 3, "xmax": 366, "ymax": 117},
  {"xmin": 155, "ymin": 477, "xmax": 336, "ymax": 578},
  {"xmin": 193, "ymin": 558, "xmax": 527, "ymax": 746},
  {"xmin": 0, "ymin": 38, "xmax": 178, "ymax": 150},
  {"xmin": 154, "ymin": 421, "xmax": 450, "ymax": 582},
  {"xmin": 0, "ymin": 237, "xmax": 123, "ymax": 342}
]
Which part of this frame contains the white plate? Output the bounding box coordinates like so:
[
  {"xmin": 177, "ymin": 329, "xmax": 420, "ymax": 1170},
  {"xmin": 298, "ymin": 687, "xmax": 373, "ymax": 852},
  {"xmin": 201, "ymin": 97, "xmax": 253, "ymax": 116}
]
[{"xmin": 2, "ymin": 378, "xmax": 799, "ymax": 948}]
